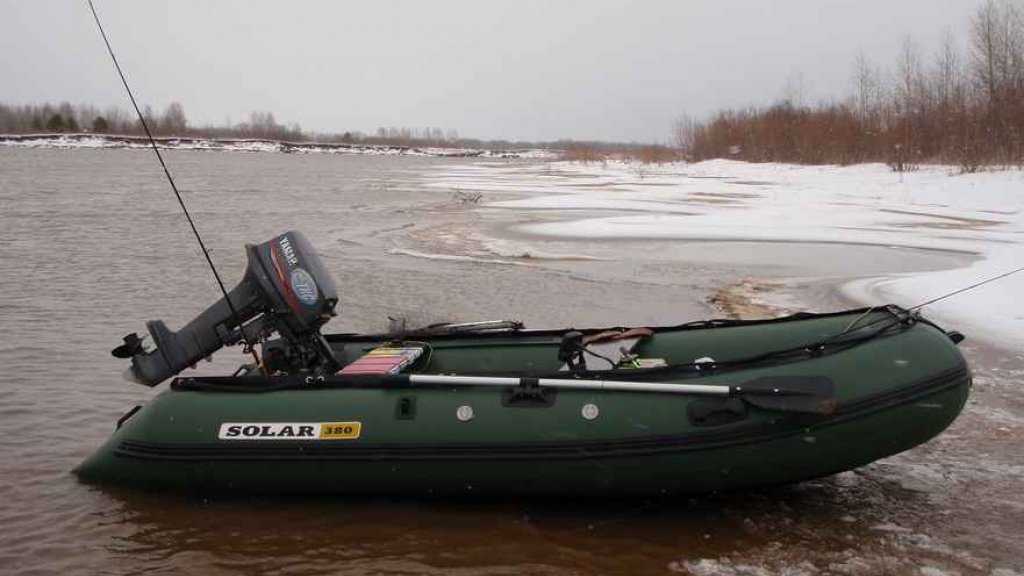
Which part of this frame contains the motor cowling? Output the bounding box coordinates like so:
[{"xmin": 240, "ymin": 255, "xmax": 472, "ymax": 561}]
[{"xmin": 115, "ymin": 231, "xmax": 339, "ymax": 386}]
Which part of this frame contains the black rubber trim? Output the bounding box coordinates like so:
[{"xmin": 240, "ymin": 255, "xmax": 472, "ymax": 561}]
[
  {"xmin": 116, "ymin": 365, "xmax": 969, "ymax": 462},
  {"xmin": 326, "ymin": 305, "xmax": 905, "ymax": 343},
  {"xmin": 116, "ymin": 405, "xmax": 143, "ymax": 430}
]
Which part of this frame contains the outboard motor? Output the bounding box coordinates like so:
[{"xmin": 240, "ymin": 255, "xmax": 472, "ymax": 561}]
[{"xmin": 113, "ymin": 231, "xmax": 339, "ymax": 386}]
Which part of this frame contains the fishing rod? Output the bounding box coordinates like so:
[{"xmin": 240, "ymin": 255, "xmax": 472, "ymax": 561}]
[
  {"xmin": 825, "ymin": 262, "xmax": 1024, "ymax": 344},
  {"xmin": 907, "ymin": 263, "xmax": 1024, "ymax": 311},
  {"xmin": 86, "ymin": 0, "xmax": 262, "ymax": 370}
]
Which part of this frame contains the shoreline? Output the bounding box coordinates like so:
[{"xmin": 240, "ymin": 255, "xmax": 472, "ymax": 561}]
[
  {"xmin": 705, "ymin": 266, "xmax": 1024, "ymax": 373},
  {"xmin": 702, "ymin": 259, "xmax": 1024, "ymax": 571},
  {"xmin": 707, "ymin": 278, "xmax": 799, "ymax": 320},
  {"xmin": 428, "ymin": 159, "xmax": 1024, "ymax": 349},
  {"xmin": 0, "ymin": 132, "xmax": 558, "ymax": 159}
]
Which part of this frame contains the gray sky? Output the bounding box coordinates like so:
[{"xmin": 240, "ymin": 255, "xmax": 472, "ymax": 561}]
[{"xmin": 0, "ymin": 0, "xmax": 988, "ymax": 143}]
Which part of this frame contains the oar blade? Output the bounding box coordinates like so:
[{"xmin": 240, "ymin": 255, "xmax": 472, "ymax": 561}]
[{"xmin": 733, "ymin": 376, "xmax": 837, "ymax": 414}]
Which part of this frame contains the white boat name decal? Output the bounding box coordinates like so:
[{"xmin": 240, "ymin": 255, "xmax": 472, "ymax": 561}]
[{"xmin": 218, "ymin": 421, "xmax": 362, "ymax": 440}]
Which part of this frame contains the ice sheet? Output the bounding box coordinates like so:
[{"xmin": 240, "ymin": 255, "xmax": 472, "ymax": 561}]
[{"xmin": 436, "ymin": 159, "xmax": 1024, "ymax": 347}]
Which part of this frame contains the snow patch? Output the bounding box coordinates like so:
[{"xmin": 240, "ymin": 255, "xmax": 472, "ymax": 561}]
[{"xmin": 431, "ymin": 159, "xmax": 1024, "ymax": 348}]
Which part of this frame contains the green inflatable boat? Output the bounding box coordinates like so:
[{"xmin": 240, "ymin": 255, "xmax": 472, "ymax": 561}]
[{"xmin": 75, "ymin": 231, "xmax": 971, "ymax": 495}]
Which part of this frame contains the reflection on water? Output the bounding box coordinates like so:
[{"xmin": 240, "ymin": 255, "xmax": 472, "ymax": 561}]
[
  {"xmin": 0, "ymin": 149, "xmax": 1021, "ymax": 575},
  {"xmin": 63, "ymin": 479, "xmax": 933, "ymax": 575},
  {"xmin": 54, "ymin": 472, "xmax": 993, "ymax": 575}
]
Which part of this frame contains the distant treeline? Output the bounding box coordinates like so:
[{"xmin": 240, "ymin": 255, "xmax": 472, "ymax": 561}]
[
  {"xmin": 676, "ymin": 0, "xmax": 1024, "ymax": 169},
  {"xmin": 0, "ymin": 102, "xmax": 308, "ymax": 141},
  {"xmin": 562, "ymin": 141, "xmax": 677, "ymax": 164},
  {"xmin": 0, "ymin": 101, "xmax": 590, "ymax": 152}
]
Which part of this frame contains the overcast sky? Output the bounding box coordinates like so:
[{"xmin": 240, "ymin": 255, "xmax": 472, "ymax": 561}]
[{"xmin": 0, "ymin": 0, "xmax": 990, "ymax": 143}]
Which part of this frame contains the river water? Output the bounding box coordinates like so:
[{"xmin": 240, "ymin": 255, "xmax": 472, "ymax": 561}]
[{"xmin": 1, "ymin": 148, "xmax": 1021, "ymax": 575}]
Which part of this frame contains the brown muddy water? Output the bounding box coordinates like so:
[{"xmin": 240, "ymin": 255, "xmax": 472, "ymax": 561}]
[{"xmin": 1, "ymin": 148, "xmax": 1022, "ymax": 575}]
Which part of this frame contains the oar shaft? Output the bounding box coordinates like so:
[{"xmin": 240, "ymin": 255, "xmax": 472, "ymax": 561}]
[
  {"xmin": 544, "ymin": 379, "xmax": 728, "ymax": 395},
  {"xmin": 405, "ymin": 374, "xmax": 729, "ymax": 396}
]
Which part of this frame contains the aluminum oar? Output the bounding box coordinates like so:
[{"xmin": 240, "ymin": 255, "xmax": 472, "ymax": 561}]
[{"xmin": 394, "ymin": 374, "xmax": 837, "ymax": 415}]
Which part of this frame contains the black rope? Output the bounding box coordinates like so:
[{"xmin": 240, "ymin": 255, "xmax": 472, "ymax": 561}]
[{"xmin": 86, "ymin": 0, "xmax": 261, "ymax": 368}]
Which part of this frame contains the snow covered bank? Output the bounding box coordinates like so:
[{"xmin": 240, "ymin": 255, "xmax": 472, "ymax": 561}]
[
  {"xmin": 436, "ymin": 159, "xmax": 1024, "ymax": 347},
  {"xmin": 0, "ymin": 133, "xmax": 557, "ymax": 159}
]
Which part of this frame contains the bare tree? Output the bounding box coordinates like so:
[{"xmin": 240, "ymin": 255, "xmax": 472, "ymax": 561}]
[
  {"xmin": 933, "ymin": 30, "xmax": 964, "ymax": 109},
  {"xmin": 780, "ymin": 72, "xmax": 807, "ymax": 108},
  {"xmin": 161, "ymin": 102, "xmax": 187, "ymax": 136},
  {"xmin": 851, "ymin": 52, "xmax": 884, "ymax": 119},
  {"xmin": 969, "ymin": 0, "xmax": 1024, "ymax": 160},
  {"xmin": 673, "ymin": 114, "xmax": 698, "ymax": 155},
  {"xmin": 972, "ymin": 0, "xmax": 1005, "ymax": 110},
  {"xmin": 895, "ymin": 37, "xmax": 926, "ymax": 115}
]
